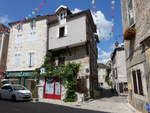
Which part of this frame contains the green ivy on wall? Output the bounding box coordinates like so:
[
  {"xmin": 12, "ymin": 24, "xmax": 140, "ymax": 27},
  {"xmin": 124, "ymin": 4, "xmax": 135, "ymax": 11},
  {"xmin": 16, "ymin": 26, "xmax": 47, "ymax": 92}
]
[{"xmin": 34, "ymin": 51, "xmax": 80, "ymax": 102}]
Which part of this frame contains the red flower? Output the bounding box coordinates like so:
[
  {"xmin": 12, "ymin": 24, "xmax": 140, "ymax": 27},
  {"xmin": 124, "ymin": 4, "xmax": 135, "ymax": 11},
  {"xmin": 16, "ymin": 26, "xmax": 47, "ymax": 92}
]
[{"xmin": 124, "ymin": 27, "xmax": 136, "ymax": 40}]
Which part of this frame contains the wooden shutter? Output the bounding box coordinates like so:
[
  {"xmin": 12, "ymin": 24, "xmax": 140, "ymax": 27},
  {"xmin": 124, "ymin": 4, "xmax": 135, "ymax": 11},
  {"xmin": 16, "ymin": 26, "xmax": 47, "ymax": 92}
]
[
  {"xmin": 137, "ymin": 70, "xmax": 143, "ymax": 95},
  {"xmin": 132, "ymin": 71, "xmax": 138, "ymax": 94}
]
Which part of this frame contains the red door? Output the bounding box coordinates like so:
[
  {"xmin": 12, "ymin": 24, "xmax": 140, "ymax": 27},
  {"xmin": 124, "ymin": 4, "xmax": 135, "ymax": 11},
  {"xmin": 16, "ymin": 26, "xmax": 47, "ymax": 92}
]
[{"xmin": 44, "ymin": 78, "xmax": 61, "ymax": 100}]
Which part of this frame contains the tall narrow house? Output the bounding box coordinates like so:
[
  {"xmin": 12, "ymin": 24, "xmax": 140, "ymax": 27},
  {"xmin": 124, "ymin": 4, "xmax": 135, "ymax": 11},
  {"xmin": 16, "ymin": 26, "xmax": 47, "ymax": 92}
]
[
  {"xmin": 121, "ymin": 0, "xmax": 150, "ymax": 112},
  {"xmin": 0, "ymin": 24, "xmax": 9, "ymax": 80},
  {"xmin": 44, "ymin": 5, "xmax": 99, "ymax": 101},
  {"xmin": 111, "ymin": 44, "xmax": 128, "ymax": 95}
]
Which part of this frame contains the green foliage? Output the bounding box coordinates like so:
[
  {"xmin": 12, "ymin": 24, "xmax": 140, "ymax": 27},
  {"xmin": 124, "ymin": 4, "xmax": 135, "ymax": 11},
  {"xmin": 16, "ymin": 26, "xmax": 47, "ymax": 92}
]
[{"xmin": 34, "ymin": 51, "xmax": 80, "ymax": 102}]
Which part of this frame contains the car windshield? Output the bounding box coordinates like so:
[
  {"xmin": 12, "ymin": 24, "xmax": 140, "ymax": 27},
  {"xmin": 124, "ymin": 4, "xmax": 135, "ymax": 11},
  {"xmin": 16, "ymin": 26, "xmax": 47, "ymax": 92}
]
[{"xmin": 13, "ymin": 85, "xmax": 27, "ymax": 90}]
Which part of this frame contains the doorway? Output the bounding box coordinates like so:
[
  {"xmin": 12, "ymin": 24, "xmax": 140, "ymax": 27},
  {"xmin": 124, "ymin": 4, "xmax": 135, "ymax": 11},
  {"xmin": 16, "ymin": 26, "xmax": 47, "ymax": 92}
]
[{"xmin": 44, "ymin": 77, "xmax": 61, "ymax": 100}]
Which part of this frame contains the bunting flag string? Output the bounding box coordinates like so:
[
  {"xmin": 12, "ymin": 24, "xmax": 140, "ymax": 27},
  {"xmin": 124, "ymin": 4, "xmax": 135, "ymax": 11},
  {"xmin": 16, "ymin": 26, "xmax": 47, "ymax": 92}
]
[
  {"xmin": 90, "ymin": 0, "xmax": 117, "ymax": 40},
  {"xmin": 91, "ymin": 0, "xmax": 101, "ymax": 40},
  {"xmin": 110, "ymin": 0, "xmax": 116, "ymax": 39},
  {"xmin": 0, "ymin": 0, "xmax": 47, "ymax": 33},
  {"xmin": 91, "ymin": 0, "xmax": 96, "ymax": 8},
  {"xmin": 15, "ymin": 0, "xmax": 47, "ymax": 29}
]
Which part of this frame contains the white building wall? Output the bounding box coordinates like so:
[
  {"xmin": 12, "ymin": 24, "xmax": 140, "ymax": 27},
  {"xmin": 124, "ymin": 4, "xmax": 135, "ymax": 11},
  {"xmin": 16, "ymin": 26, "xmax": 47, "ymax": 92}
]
[
  {"xmin": 7, "ymin": 19, "xmax": 47, "ymax": 71},
  {"xmin": 98, "ymin": 68, "xmax": 106, "ymax": 83},
  {"xmin": 48, "ymin": 16, "xmax": 87, "ymax": 50},
  {"xmin": 116, "ymin": 50, "xmax": 127, "ymax": 82}
]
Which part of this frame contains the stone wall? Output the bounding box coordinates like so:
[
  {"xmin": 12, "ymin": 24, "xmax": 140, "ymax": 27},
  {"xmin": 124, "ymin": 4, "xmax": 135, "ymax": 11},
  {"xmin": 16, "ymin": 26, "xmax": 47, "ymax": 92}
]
[{"xmin": 121, "ymin": 0, "xmax": 150, "ymax": 112}]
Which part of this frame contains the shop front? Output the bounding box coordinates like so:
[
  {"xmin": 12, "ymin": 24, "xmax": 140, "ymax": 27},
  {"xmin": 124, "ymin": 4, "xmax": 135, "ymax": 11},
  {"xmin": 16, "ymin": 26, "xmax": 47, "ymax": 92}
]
[
  {"xmin": 6, "ymin": 71, "xmax": 36, "ymax": 88},
  {"xmin": 43, "ymin": 77, "xmax": 62, "ymax": 100}
]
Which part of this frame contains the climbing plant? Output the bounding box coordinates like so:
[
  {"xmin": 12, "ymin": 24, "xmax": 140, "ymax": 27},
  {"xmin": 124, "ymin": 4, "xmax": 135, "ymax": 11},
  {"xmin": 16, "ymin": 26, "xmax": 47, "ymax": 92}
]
[{"xmin": 34, "ymin": 51, "xmax": 80, "ymax": 102}]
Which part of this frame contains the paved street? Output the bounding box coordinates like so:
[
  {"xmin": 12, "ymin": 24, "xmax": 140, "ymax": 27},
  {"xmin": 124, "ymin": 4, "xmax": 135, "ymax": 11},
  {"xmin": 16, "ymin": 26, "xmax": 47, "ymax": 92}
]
[
  {"xmin": 0, "ymin": 88, "xmax": 140, "ymax": 113},
  {"xmin": 0, "ymin": 100, "xmax": 108, "ymax": 113},
  {"xmin": 0, "ymin": 95, "xmax": 139, "ymax": 113}
]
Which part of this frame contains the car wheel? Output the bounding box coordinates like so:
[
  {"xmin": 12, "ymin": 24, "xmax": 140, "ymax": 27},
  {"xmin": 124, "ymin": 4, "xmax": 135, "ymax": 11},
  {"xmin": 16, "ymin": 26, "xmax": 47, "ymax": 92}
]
[{"xmin": 11, "ymin": 95, "xmax": 16, "ymax": 102}]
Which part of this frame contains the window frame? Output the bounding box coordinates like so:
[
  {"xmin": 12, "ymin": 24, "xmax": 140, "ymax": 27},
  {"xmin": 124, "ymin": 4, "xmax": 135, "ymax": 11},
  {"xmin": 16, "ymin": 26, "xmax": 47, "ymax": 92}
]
[
  {"xmin": 132, "ymin": 69, "xmax": 144, "ymax": 96},
  {"xmin": 28, "ymin": 52, "xmax": 35, "ymax": 67},
  {"xmin": 14, "ymin": 53, "xmax": 21, "ymax": 67},
  {"xmin": 59, "ymin": 26, "xmax": 65, "ymax": 38},
  {"xmin": 127, "ymin": 0, "xmax": 135, "ymax": 27}
]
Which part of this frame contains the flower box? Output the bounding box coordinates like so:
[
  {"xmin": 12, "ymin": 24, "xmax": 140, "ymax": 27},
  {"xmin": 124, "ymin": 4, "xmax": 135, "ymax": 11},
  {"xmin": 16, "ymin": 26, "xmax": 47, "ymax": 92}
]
[{"xmin": 124, "ymin": 27, "xmax": 136, "ymax": 40}]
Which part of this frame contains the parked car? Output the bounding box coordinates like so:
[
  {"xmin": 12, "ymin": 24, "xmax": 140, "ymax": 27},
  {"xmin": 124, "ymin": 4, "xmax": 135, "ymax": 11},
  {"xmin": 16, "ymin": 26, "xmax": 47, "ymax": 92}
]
[{"xmin": 0, "ymin": 84, "xmax": 32, "ymax": 101}]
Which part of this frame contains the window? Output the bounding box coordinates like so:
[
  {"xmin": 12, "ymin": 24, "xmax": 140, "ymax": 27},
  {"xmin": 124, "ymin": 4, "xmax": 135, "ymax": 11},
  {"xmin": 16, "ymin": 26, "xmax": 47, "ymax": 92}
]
[
  {"xmin": 137, "ymin": 70, "xmax": 143, "ymax": 95},
  {"xmin": 17, "ymin": 34, "xmax": 22, "ymax": 38},
  {"xmin": 30, "ymin": 20, "xmax": 36, "ymax": 30},
  {"xmin": 30, "ymin": 32, "xmax": 36, "ymax": 36},
  {"xmin": 15, "ymin": 53, "xmax": 20, "ymax": 67},
  {"xmin": 132, "ymin": 70, "xmax": 143, "ymax": 95},
  {"xmin": 2, "ymin": 86, "xmax": 12, "ymax": 90},
  {"xmin": 59, "ymin": 12, "xmax": 67, "ymax": 20},
  {"xmin": 28, "ymin": 52, "xmax": 35, "ymax": 67},
  {"xmin": 0, "ymin": 39, "xmax": 1, "ymax": 50},
  {"xmin": 59, "ymin": 27, "xmax": 65, "ymax": 38},
  {"xmin": 132, "ymin": 71, "xmax": 138, "ymax": 94},
  {"xmin": 1, "ymin": 86, "xmax": 7, "ymax": 90},
  {"xmin": 127, "ymin": 0, "xmax": 135, "ymax": 26},
  {"xmin": 17, "ymin": 24, "xmax": 23, "ymax": 32},
  {"xmin": 115, "ymin": 68, "xmax": 118, "ymax": 79}
]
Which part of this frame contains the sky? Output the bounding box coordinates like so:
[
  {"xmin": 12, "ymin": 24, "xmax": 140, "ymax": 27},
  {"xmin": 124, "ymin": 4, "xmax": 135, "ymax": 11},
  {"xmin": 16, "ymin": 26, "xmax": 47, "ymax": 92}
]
[{"xmin": 0, "ymin": 0, "xmax": 123, "ymax": 64}]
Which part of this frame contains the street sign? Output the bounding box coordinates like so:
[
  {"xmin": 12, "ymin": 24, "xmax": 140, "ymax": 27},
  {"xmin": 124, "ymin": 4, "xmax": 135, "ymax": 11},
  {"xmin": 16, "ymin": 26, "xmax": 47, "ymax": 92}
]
[
  {"xmin": 145, "ymin": 102, "xmax": 150, "ymax": 112},
  {"xmin": 40, "ymin": 68, "xmax": 45, "ymax": 74}
]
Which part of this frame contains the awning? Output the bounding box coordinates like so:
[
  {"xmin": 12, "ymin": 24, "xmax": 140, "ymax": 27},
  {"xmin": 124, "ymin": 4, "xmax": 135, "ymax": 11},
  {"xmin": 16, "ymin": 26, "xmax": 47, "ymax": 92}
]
[{"xmin": 6, "ymin": 71, "xmax": 34, "ymax": 77}]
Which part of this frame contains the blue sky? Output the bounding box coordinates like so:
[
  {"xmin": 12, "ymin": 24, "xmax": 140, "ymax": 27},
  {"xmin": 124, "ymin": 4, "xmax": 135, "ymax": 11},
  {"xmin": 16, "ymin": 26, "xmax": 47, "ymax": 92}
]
[{"xmin": 0, "ymin": 0, "xmax": 123, "ymax": 64}]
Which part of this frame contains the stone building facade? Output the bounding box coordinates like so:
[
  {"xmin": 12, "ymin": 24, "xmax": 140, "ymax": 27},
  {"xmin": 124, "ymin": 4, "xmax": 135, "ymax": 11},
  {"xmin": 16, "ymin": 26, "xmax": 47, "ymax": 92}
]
[
  {"xmin": 0, "ymin": 24, "xmax": 9, "ymax": 79},
  {"xmin": 121, "ymin": 0, "xmax": 150, "ymax": 112},
  {"xmin": 6, "ymin": 15, "xmax": 52, "ymax": 91},
  {"xmin": 41, "ymin": 5, "xmax": 99, "ymax": 101},
  {"xmin": 111, "ymin": 45, "xmax": 128, "ymax": 95},
  {"xmin": 6, "ymin": 5, "xmax": 98, "ymax": 101},
  {"xmin": 97, "ymin": 63, "xmax": 108, "ymax": 88}
]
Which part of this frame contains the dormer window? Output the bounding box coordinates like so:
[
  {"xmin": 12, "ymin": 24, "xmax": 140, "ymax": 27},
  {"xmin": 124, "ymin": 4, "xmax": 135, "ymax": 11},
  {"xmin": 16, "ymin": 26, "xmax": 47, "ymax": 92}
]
[
  {"xmin": 60, "ymin": 12, "xmax": 67, "ymax": 20},
  {"xmin": 17, "ymin": 24, "xmax": 23, "ymax": 32},
  {"xmin": 55, "ymin": 5, "xmax": 72, "ymax": 20}
]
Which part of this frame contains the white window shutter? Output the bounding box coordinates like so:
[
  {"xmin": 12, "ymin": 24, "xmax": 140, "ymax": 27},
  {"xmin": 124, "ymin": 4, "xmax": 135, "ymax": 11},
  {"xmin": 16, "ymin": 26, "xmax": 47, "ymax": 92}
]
[
  {"xmin": 57, "ymin": 28, "xmax": 59, "ymax": 38},
  {"xmin": 32, "ymin": 53, "xmax": 35, "ymax": 66},
  {"xmin": 15, "ymin": 54, "xmax": 20, "ymax": 67},
  {"xmin": 129, "ymin": 9, "xmax": 134, "ymax": 18},
  {"xmin": 65, "ymin": 25, "xmax": 68, "ymax": 36}
]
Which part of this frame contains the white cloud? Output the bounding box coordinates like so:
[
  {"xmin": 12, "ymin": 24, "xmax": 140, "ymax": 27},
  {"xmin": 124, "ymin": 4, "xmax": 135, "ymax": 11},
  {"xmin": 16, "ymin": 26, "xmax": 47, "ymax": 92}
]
[
  {"xmin": 0, "ymin": 15, "xmax": 10, "ymax": 24},
  {"xmin": 71, "ymin": 8, "xmax": 81, "ymax": 14},
  {"xmin": 110, "ymin": 42, "xmax": 124, "ymax": 50},
  {"xmin": 91, "ymin": 11, "xmax": 113, "ymax": 40},
  {"xmin": 71, "ymin": 8, "xmax": 113, "ymax": 63},
  {"xmin": 72, "ymin": 8, "xmax": 113, "ymax": 39},
  {"xmin": 110, "ymin": 43, "xmax": 115, "ymax": 50},
  {"xmin": 98, "ymin": 48, "xmax": 111, "ymax": 64}
]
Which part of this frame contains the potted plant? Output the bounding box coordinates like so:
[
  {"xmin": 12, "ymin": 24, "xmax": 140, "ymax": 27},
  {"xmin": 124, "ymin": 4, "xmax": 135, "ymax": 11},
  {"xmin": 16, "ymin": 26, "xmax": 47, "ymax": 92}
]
[{"xmin": 124, "ymin": 27, "xmax": 136, "ymax": 40}]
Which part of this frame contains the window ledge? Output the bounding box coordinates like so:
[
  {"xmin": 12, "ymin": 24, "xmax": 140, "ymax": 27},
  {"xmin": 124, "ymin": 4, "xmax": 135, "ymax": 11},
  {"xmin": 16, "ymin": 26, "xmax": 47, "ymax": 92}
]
[
  {"xmin": 129, "ymin": 23, "xmax": 136, "ymax": 28},
  {"xmin": 58, "ymin": 35, "xmax": 68, "ymax": 39}
]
